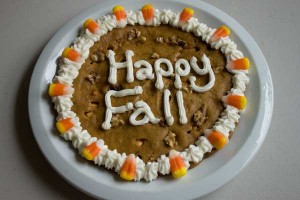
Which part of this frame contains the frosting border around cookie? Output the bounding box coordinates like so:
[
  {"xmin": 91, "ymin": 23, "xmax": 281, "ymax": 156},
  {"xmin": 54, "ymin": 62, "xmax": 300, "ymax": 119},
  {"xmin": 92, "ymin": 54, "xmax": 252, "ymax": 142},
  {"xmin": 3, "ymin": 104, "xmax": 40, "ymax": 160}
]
[{"xmin": 49, "ymin": 5, "xmax": 250, "ymax": 182}]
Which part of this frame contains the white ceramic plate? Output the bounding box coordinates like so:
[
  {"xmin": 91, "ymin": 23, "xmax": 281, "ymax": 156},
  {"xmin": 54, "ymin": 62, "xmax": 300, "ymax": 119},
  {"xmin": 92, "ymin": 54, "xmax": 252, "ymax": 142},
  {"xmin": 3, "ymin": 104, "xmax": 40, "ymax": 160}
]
[{"xmin": 28, "ymin": 0, "xmax": 273, "ymax": 199}]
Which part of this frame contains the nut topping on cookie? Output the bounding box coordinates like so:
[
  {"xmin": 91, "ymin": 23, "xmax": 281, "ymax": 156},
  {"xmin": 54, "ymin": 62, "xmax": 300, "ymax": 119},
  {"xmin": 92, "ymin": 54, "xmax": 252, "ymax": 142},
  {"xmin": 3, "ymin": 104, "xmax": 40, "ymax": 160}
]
[
  {"xmin": 111, "ymin": 114, "xmax": 125, "ymax": 128},
  {"xmin": 86, "ymin": 71, "xmax": 100, "ymax": 85},
  {"xmin": 164, "ymin": 131, "xmax": 178, "ymax": 148},
  {"xmin": 193, "ymin": 104, "xmax": 208, "ymax": 127}
]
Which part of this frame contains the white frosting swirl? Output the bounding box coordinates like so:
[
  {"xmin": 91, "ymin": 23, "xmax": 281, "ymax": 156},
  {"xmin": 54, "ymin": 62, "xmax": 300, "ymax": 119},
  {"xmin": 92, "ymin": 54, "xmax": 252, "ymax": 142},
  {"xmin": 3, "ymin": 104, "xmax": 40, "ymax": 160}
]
[
  {"xmin": 169, "ymin": 12, "xmax": 180, "ymax": 27},
  {"xmin": 193, "ymin": 23, "xmax": 210, "ymax": 37},
  {"xmin": 134, "ymin": 157, "xmax": 146, "ymax": 181},
  {"xmin": 214, "ymin": 117, "xmax": 236, "ymax": 137},
  {"xmin": 179, "ymin": 151, "xmax": 190, "ymax": 169},
  {"xmin": 98, "ymin": 15, "xmax": 117, "ymax": 31},
  {"xmin": 52, "ymin": 96, "xmax": 73, "ymax": 113},
  {"xmin": 195, "ymin": 136, "xmax": 213, "ymax": 153},
  {"xmin": 126, "ymin": 10, "xmax": 138, "ymax": 25},
  {"xmin": 58, "ymin": 63, "xmax": 79, "ymax": 80},
  {"xmin": 62, "ymin": 57, "xmax": 84, "ymax": 69},
  {"xmin": 56, "ymin": 110, "xmax": 76, "ymax": 121},
  {"xmin": 53, "ymin": 75, "xmax": 73, "ymax": 86},
  {"xmin": 185, "ymin": 145, "xmax": 204, "ymax": 163},
  {"xmin": 115, "ymin": 153, "xmax": 126, "ymax": 172},
  {"xmin": 221, "ymin": 105, "xmax": 240, "ymax": 123},
  {"xmin": 72, "ymin": 130, "xmax": 95, "ymax": 150},
  {"xmin": 152, "ymin": 9, "xmax": 161, "ymax": 26},
  {"xmin": 160, "ymin": 9, "xmax": 175, "ymax": 24},
  {"xmin": 157, "ymin": 155, "xmax": 170, "ymax": 175},
  {"xmin": 136, "ymin": 11, "xmax": 145, "ymax": 25},
  {"xmin": 94, "ymin": 148, "xmax": 108, "ymax": 166},
  {"xmin": 181, "ymin": 17, "xmax": 199, "ymax": 32},
  {"xmin": 203, "ymin": 28, "xmax": 216, "ymax": 43},
  {"xmin": 211, "ymin": 36, "xmax": 231, "ymax": 50},
  {"xmin": 144, "ymin": 162, "xmax": 158, "ymax": 182},
  {"xmin": 232, "ymin": 72, "xmax": 250, "ymax": 92},
  {"xmin": 83, "ymin": 29, "xmax": 100, "ymax": 42},
  {"xmin": 72, "ymin": 36, "xmax": 94, "ymax": 59},
  {"xmin": 104, "ymin": 149, "xmax": 118, "ymax": 169},
  {"xmin": 62, "ymin": 118, "xmax": 82, "ymax": 141}
]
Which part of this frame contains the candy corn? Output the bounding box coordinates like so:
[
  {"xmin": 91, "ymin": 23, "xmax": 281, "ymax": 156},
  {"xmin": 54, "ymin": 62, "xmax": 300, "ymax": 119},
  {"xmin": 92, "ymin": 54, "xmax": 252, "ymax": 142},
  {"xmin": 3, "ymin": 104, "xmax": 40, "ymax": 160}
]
[
  {"xmin": 141, "ymin": 4, "xmax": 154, "ymax": 25},
  {"xmin": 120, "ymin": 154, "xmax": 136, "ymax": 181},
  {"xmin": 210, "ymin": 25, "xmax": 231, "ymax": 42},
  {"xmin": 113, "ymin": 5, "xmax": 126, "ymax": 22},
  {"xmin": 56, "ymin": 118, "xmax": 74, "ymax": 134},
  {"xmin": 82, "ymin": 141, "xmax": 101, "ymax": 161},
  {"xmin": 179, "ymin": 8, "xmax": 194, "ymax": 25},
  {"xmin": 83, "ymin": 18, "xmax": 101, "ymax": 34},
  {"xmin": 62, "ymin": 47, "xmax": 81, "ymax": 62},
  {"xmin": 222, "ymin": 94, "xmax": 247, "ymax": 110},
  {"xmin": 48, "ymin": 83, "xmax": 74, "ymax": 97},
  {"xmin": 206, "ymin": 130, "xmax": 228, "ymax": 150},
  {"xmin": 227, "ymin": 58, "xmax": 250, "ymax": 70},
  {"xmin": 169, "ymin": 150, "xmax": 187, "ymax": 179}
]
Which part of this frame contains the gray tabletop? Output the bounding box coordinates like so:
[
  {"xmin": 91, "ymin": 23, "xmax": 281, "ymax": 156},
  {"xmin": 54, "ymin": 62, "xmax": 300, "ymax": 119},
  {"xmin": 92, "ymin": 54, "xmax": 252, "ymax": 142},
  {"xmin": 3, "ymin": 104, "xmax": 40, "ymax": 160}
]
[{"xmin": 1, "ymin": 0, "xmax": 299, "ymax": 199}]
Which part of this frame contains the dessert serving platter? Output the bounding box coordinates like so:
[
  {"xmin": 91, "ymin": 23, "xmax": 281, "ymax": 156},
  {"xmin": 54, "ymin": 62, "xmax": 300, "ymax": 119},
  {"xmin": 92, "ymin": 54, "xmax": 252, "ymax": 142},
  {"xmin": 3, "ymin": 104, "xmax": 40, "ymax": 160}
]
[{"xmin": 28, "ymin": 0, "xmax": 273, "ymax": 199}]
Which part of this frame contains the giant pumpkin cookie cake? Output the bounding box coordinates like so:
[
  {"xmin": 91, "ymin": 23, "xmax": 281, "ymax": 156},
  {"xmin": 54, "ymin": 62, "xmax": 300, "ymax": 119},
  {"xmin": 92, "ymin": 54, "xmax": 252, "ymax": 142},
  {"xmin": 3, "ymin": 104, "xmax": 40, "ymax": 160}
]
[{"xmin": 49, "ymin": 4, "xmax": 250, "ymax": 181}]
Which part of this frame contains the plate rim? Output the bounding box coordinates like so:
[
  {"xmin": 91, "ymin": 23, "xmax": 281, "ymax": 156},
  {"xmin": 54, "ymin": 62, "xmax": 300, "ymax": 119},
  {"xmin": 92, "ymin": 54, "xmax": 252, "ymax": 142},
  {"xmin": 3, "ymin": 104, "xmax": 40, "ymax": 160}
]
[{"xmin": 28, "ymin": 0, "xmax": 274, "ymax": 199}]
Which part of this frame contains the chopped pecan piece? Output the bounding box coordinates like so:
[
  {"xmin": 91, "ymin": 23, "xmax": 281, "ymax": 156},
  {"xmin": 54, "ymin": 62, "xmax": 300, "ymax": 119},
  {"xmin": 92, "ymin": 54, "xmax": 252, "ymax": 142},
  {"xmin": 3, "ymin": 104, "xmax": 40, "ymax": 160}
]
[
  {"xmin": 156, "ymin": 36, "xmax": 164, "ymax": 43},
  {"xmin": 136, "ymin": 30, "xmax": 141, "ymax": 37},
  {"xmin": 177, "ymin": 38, "xmax": 187, "ymax": 47},
  {"xmin": 86, "ymin": 71, "xmax": 100, "ymax": 85},
  {"xmin": 159, "ymin": 117, "xmax": 166, "ymax": 127},
  {"xmin": 151, "ymin": 52, "xmax": 160, "ymax": 59},
  {"xmin": 90, "ymin": 51, "xmax": 105, "ymax": 62},
  {"xmin": 134, "ymin": 138, "xmax": 147, "ymax": 147},
  {"xmin": 127, "ymin": 29, "xmax": 136, "ymax": 40},
  {"xmin": 164, "ymin": 131, "xmax": 178, "ymax": 148},
  {"xmin": 111, "ymin": 114, "xmax": 125, "ymax": 128},
  {"xmin": 193, "ymin": 104, "xmax": 208, "ymax": 127},
  {"xmin": 137, "ymin": 36, "xmax": 147, "ymax": 43},
  {"xmin": 84, "ymin": 111, "xmax": 93, "ymax": 118}
]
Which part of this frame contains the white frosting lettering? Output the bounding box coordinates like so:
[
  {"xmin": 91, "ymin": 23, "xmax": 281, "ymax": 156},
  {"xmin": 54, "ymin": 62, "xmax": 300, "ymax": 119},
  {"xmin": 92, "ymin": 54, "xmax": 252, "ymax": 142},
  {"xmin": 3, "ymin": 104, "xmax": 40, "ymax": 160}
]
[{"xmin": 107, "ymin": 50, "xmax": 135, "ymax": 84}]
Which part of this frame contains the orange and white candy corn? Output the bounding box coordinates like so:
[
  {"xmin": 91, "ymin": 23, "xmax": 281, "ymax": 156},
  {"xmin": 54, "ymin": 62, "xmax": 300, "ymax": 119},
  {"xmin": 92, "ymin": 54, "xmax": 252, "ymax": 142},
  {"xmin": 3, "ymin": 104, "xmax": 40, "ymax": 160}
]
[
  {"xmin": 179, "ymin": 8, "xmax": 194, "ymax": 25},
  {"xmin": 82, "ymin": 141, "xmax": 101, "ymax": 161},
  {"xmin": 210, "ymin": 25, "xmax": 231, "ymax": 42},
  {"xmin": 48, "ymin": 83, "xmax": 74, "ymax": 97},
  {"xmin": 120, "ymin": 154, "xmax": 136, "ymax": 181},
  {"xmin": 223, "ymin": 94, "xmax": 247, "ymax": 110},
  {"xmin": 113, "ymin": 5, "xmax": 127, "ymax": 27},
  {"xmin": 206, "ymin": 130, "xmax": 228, "ymax": 150},
  {"xmin": 83, "ymin": 18, "xmax": 101, "ymax": 34},
  {"xmin": 62, "ymin": 47, "xmax": 82, "ymax": 62},
  {"xmin": 169, "ymin": 150, "xmax": 187, "ymax": 179},
  {"xmin": 56, "ymin": 118, "xmax": 75, "ymax": 134},
  {"xmin": 141, "ymin": 4, "xmax": 154, "ymax": 25},
  {"xmin": 227, "ymin": 58, "xmax": 250, "ymax": 71}
]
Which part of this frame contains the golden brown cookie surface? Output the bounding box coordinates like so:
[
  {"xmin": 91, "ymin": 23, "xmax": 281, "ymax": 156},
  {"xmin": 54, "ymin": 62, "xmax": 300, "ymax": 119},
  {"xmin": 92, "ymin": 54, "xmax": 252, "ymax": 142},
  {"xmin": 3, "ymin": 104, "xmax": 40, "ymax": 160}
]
[{"xmin": 72, "ymin": 25, "xmax": 232, "ymax": 162}]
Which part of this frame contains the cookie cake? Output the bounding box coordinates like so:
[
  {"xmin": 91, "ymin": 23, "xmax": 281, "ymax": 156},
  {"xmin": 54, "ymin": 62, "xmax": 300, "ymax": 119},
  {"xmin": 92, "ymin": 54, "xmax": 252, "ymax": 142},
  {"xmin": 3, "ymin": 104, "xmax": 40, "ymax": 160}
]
[{"xmin": 48, "ymin": 4, "xmax": 250, "ymax": 182}]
